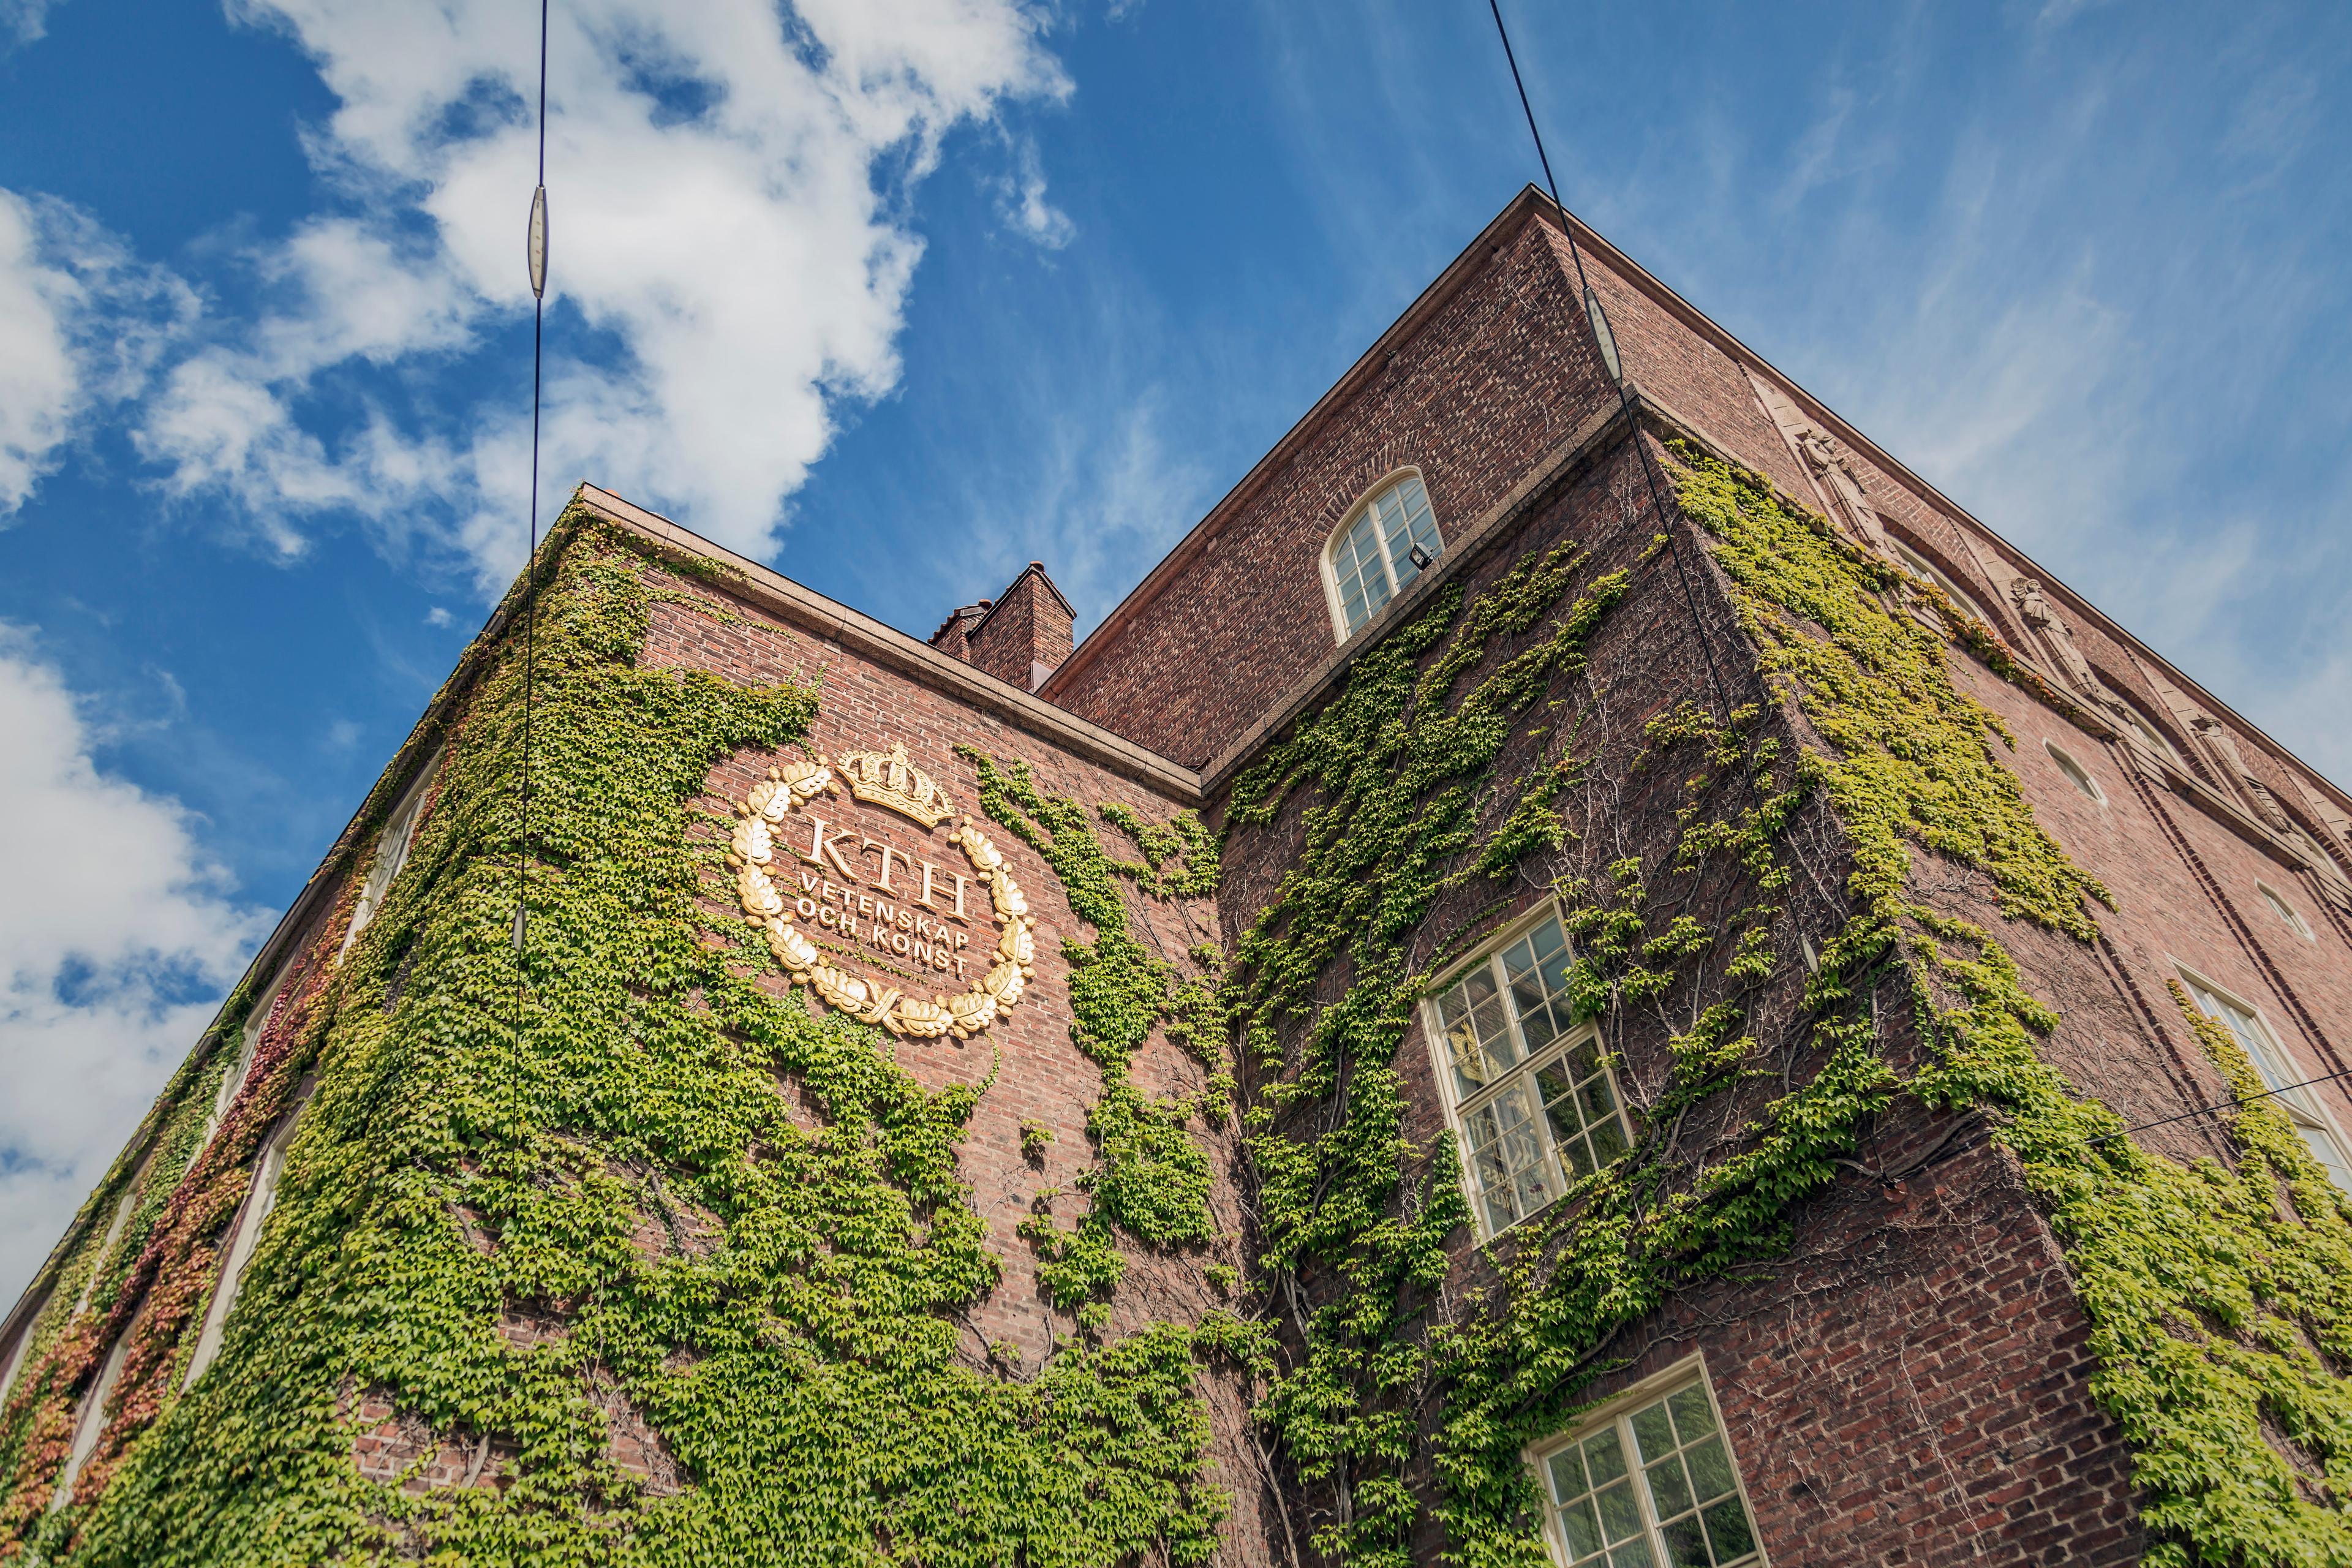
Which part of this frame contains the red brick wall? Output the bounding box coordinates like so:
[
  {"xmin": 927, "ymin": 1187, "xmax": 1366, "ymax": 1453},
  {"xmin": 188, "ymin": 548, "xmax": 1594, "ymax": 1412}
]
[
  {"xmin": 1044, "ymin": 208, "xmax": 1621, "ymax": 767},
  {"xmin": 962, "ymin": 565, "xmax": 1074, "ymax": 692},
  {"xmin": 635, "ymin": 573, "xmax": 1270, "ymax": 1555}
]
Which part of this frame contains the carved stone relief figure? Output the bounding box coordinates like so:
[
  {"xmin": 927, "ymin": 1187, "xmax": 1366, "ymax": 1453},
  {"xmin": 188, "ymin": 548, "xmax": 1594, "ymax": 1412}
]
[
  {"xmin": 2287, "ymin": 771, "xmax": 2352, "ymax": 866},
  {"xmin": 2008, "ymin": 578, "xmax": 2107, "ymax": 702},
  {"xmin": 1795, "ymin": 428, "xmax": 1888, "ymax": 551},
  {"xmin": 1747, "ymin": 369, "xmax": 1888, "ymax": 552},
  {"xmin": 2192, "ymin": 715, "xmax": 2297, "ymax": 835}
]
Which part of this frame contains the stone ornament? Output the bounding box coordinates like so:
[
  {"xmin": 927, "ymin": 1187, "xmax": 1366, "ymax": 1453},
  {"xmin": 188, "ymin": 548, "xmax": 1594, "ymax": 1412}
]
[
  {"xmin": 2191, "ymin": 715, "xmax": 2297, "ymax": 836},
  {"xmin": 728, "ymin": 745, "xmax": 1036, "ymax": 1040},
  {"xmin": 1794, "ymin": 428, "xmax": 1888, "ymax": 552},
  {"xmin": 2008, "ymin": 578, "xmax": 2106, "ymax": 703}
]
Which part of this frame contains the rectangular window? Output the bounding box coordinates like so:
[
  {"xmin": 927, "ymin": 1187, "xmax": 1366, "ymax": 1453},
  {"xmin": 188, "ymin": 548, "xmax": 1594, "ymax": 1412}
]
[
  {"xmin": 2184, "ymin": 972, "xmax": 2352, "ymax": 1190},
  {"xmin": 340, "ymin": 750, "xmax": 441, "ymax": 956},
  {"xmin": 1428, "ymin": 911, "xmax": 1629, "ymax": 1235},
  {"xmin": 1538, "ymin": 1371, "xmax": 1762, "ymax": 1568}
]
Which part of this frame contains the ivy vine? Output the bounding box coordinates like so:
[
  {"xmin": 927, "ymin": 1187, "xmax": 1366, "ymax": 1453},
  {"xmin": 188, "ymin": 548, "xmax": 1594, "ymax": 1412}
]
[{"xmin": 2, "ymin": 516, "xmax": 1236, "ymax": 1567}]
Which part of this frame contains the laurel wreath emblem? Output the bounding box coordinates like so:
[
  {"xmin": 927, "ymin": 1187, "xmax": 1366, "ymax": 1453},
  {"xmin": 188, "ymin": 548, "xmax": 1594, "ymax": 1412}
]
[{"xmin": 728, "ymin": 750, "xmax": 1035, "ymax": 1039}]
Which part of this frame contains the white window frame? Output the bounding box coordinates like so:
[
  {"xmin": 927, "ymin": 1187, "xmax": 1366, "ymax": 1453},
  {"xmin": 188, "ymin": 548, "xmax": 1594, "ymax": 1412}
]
[
  {"xmin": 1321, "ymin": 469, "xmax": 1445, "ymax": 643},
  {"xmin": 203, "ymin": 962, "xmax": 291, "ymax": 1151},
  {"xmin": 53, "ymin": 1331, "xmax": 132, "ymax": 1509},
  {"xmin": 2044, "ymin": 739, "xmax": 2105, "ymax": 805},
  {"xmin": 2178, "ymin": 964, "xmax": 2352, "ymax": 1188},
  {"xmin": 1528, "ymin": 1355, "xmax": 1768, "ymax": 1568},
  {"xmin": 1422, "ymin": 902, "xmax": 1632, "ymax": 1240},
  {"xmin": 184, "ymin": 1081, "xmax": 315, "ymax": 1389},
  {"xmin": 2255, "ymin": 881, "xmax": 2315, "ymax": 941},
  {"xmin": 340, "ymin": 749, "xmax": 441, "ymax": 957}
]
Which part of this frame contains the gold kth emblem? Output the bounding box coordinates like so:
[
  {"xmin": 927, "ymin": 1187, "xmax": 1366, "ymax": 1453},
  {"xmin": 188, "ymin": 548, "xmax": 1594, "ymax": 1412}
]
[
  {"xmin": 725, "ymin": 739, "xmax": 1034, "ymax": 1042},
  {"xmin": 835, "ymin": 742, "xmax": 956, "ymax": 829}
]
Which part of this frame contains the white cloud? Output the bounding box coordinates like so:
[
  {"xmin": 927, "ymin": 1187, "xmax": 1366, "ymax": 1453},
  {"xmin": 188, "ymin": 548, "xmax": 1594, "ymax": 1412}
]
[
  {"xmin": 0, "ymin": 627, "xmax": 265, "ymax": 1306},
  {"xmin": 993, "ymin": 134, "xmax": 1076, "ymax": 248},
  {"xmin": 0, "ymin": 192, "xmax": 195, "ymax": 515},
  {"xmin": 133, "ymin": 0, "xmax": 1071, "ymax": 586},
  {"xmin": 0, "ymin": 0, "xmax": 56, "ymax": 47}
]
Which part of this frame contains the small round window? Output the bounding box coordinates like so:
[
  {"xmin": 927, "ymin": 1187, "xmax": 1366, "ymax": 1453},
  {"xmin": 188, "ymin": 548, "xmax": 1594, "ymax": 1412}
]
[{"xmin": 2045, "ymin": 741, "xmax": 2104, "ymax": 804}]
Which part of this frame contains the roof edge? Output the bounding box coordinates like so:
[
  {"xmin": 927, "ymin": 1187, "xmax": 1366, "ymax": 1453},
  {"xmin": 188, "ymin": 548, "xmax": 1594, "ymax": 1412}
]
[
  {"xmin": 1042, "ymin": 184, "xmax": 1561, "ymax": 703},
  {"xmin": 573, "ymin": 487, "xmax": 1199, "ymax": 803}
]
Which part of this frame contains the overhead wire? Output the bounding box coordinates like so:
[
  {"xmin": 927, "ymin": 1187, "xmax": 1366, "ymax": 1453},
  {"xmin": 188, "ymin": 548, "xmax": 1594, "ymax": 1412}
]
[
  {"xmin": 516, "ymin": 0, "xmax": 550, "ymax": 986},
  {"xmin": 1484, "ymin": 0, "xmax": 1737, "ymax": 723},
  {"xmin": 1483, "ymin": 2, "xmax": 2348, "ymax": 1180}
]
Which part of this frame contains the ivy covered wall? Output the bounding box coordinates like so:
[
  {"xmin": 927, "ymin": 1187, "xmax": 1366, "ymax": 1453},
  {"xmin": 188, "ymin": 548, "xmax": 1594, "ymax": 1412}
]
[
  {"xmin": 1213, "ymin": 429, "xmax": 2352, "ymax": 1568},
  {"xmin": 0, "ymin": 518, "xmax": 1248, "ymax": 1567},
  {"xmin": 9, "ymin": 423, "xmax": 2352, "ymax": 1568}
]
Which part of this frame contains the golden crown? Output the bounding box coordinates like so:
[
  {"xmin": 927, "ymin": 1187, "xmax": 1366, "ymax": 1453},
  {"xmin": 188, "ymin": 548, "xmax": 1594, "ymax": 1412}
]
[{"xmin": 837, "ymin": 742, "xmax": 956, "ymax": 829}]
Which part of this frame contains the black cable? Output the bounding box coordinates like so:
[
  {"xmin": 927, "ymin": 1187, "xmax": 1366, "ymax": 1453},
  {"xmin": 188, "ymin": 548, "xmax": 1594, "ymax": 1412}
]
[
  {"xmin": 1484, "ymin": 2, "xmax": 2351, "ymax": 1200},
  {"xmin": 2080, "ymin": 1061, "xmax": 2352, "ymax": 1150},
  {"xmin": 1485, "ymin": 0, "xmax": 1737, "ymax": 723},
  {"xmin": 516, "ymin": 0, "xmax": 549, "ymax": 987}
]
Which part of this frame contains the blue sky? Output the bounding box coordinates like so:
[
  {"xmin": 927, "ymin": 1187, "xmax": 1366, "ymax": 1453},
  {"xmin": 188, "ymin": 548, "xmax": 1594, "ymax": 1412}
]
[{"xmin": 1, "ymin": 0, "xmax": 2346, "ymax": 1300}]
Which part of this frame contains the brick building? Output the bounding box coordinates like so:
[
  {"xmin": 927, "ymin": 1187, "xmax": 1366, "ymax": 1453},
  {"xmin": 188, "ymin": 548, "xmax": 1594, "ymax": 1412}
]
[{"xmin": 7, "ymin": 186, "xmax": 2352, "ymax": 1566}]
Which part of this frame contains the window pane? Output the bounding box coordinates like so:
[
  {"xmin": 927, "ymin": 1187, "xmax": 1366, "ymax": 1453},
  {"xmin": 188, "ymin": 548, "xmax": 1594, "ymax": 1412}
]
[
  {"xmin": 1447, "ymin": 1020, "xmax": 1498, "ymax": 1099},
  {"xmin": 1531, "ymin": 916, "xmax": 1571, "ymax": 984},
  {"xmin": 1401, "ymin": 478, "xmax": 1443, "ymax": 557},
  {"xmin": 1683, "ymin": 1437, "xmax": 1735, "ymax": 1503},
  {"xmin": 1464, "ymin": 970, "xmax": 1517, "ymax": 1068},
  {"xmin": 1667, "ymin": 1387, "xmax": 1716, "ymax": 1442},
  {"xmin": 1548, "ymin": 1449, "xmax": 1588, "ymax": 1501},
  {"xmin": 1558, "ymin": 1131, "xmax": 1597, "ymax": 1181},
  {"xmin": 1657, "ymin": 1517, "xmax": 1710, "ymax": 1568},
  {"xmin": 1566, "ymin": 1037, "xmax": 1604, "ymax": 1081},
  {"xmin": 1519, "ymin": 993, "xmax": 1563, "ymax": 1050},
  {"xmin": 1581, "ymin": 1074, "xmax": 1619, "ymax": 1125},
  {"xmin": 1645, "ymin": 1457, "xmax": 1693, "ymax": 1518},
  {"xmin": 1609, "ymin": 1541, "xmax": 1657, "ymax": 1568},
  {"xmin": 1630, "ymin": 1400, "xmax": 1676, "ymax": 1461},
  {"xmin": 1701, "ymin": 1499, "xmax": 1757, "ymax": 1563},
  {"xmin": 1582, "ymin": 1430, "xmax": 1627, "ymax": 1485},
  {"xmin": 2296, "ymin": 1126, "xmax": 2352, "ymax": 1190},
  {"xmin": 2194, "ymin": 988, "xmax": 2287, "ymax": 1090},
  {"xmin": 1594, "ymin": 1479, "xmax": 1643, "ymax": 1544},
  {"xmin": 1588, "ymin": 1115, "xmax": 1629, "ymax": 1166},
  {"xmin": 1560, "ymin": 1498, "xmax": 1605, "ymax": 1560}
]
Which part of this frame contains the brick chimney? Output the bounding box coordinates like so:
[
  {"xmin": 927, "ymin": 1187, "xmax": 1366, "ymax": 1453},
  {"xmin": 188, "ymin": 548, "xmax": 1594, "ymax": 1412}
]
[{"xmin": 928, "ymin": 563, "xmax": 1074, "ymax": 692}]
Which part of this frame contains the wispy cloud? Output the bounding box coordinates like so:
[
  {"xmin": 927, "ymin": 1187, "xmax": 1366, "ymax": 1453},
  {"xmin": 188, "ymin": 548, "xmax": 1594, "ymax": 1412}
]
[
  {"xmin": 1573, "ymin": 4, "xmax": 2352, "ymax": 782},
  {"xmin": 0, "ymin": 192, "xmax": 196, "ymax": 515},
  {"xmin": 0, "ymin": 625, "xmax": 265, "ymax": 1304},
  {"xmin": 993, "ymin": 133, "xmax": 1077, "ymax": 249}
]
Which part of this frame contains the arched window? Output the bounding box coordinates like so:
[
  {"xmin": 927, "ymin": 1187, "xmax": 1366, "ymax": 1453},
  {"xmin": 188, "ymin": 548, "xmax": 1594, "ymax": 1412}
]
[
  {"xmin": 1887, "ymin": 537, "xmax": 1990, "ymax": 626},
  {"xmin": 184, "ymin": 1083, "xmax": 314, "ymax": 1389},
  {"xmin": 2257, "ymin": 881, "xmax": 2315, "ymax": 941},
  {"xmin": 2045, "ymin": 740, "xmax": 2105, "ymax": 804},
  {"xmin": 2110, "ymin": 701, "xmax": 2183, "ymax": 766},
  {"xmin": 1325, "ymin": 473, "xmax": 1444, "ymax": 640}
]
